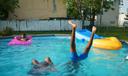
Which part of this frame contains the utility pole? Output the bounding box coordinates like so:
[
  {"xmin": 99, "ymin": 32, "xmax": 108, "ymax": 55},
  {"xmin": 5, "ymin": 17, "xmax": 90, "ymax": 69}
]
[
  {"xmin": 78, "ymin": 0, "xmax": 84, "ymax": 29},
  {"xmin": 81, "ymin": 10, "xmax": 84, "ymax": 29},
  {"xmin": 99, "ymin": 0, "xmax": 104, "ymax": 26}
]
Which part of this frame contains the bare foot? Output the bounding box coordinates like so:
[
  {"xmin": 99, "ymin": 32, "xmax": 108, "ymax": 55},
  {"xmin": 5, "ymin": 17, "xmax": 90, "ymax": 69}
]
[
  {"xmin": 68, "ymin": 20, "xmax": 77, "ymax": 28},
  {"xmin": 92, "ymin": 26, "xmax": 96, "ymax": 33}
]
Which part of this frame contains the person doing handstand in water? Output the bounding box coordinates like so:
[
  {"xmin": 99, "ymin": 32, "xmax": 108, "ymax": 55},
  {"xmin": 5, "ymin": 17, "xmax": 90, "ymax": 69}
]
[
  {"xmin": 28, "ymin": 57, "xmax": 56, "ymax": 75},
  {"xmin": 68, "ymin": 20, "xmax": 96, "ymax": 62}
]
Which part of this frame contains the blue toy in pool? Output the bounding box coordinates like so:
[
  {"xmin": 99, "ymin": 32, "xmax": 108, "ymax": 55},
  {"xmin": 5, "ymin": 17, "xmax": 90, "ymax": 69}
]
[{"xmin": 75, "ymin": 29, "xmax": 103, "ymax": 41}]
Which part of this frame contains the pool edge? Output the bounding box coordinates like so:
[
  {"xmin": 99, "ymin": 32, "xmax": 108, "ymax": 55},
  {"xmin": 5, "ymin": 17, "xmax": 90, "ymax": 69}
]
[{"xmin": 0, "ymin": 34, "xmax": 70, "ymax": 39}]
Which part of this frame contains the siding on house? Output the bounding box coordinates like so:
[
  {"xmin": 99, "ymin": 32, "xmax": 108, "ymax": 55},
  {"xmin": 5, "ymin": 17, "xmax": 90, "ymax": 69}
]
[
  {"xmin": 96, "ymin": 0, "xmax": 119, "ymax": 26},
  {"xmin": 9, "ymin": 0, "xmax": 67, "ymax": 19},
  {"xmin": 8, "ymin": 0, "xmax": 121, "ymax": 26}
]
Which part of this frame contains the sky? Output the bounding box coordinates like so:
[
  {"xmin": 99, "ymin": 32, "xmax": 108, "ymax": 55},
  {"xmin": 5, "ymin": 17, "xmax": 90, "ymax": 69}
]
[{"xmin": 120, "ymin": 0, "xmax": 128, "ymax": 14}]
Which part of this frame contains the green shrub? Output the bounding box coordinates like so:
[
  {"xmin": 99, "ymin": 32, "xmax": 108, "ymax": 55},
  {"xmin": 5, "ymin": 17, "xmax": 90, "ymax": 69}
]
[{"xmin": 1, "ymin": 26, "xmax": 14, "ymax": 36}]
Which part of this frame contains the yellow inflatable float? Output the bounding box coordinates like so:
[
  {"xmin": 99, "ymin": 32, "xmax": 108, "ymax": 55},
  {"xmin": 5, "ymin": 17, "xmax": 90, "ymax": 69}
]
[{"xmin": 93, "ymin": 37, "xmax": 122, "ymax": 50}]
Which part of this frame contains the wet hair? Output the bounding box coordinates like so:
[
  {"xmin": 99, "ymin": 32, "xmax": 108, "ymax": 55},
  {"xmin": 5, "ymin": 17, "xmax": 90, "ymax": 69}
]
[
  {"xmin": 45, "ymin": 57, "xmax": 53, "ymax": 64},
  {"xmin": 23, "ymin": 33, "xmax": 26, "ymax": 38}
]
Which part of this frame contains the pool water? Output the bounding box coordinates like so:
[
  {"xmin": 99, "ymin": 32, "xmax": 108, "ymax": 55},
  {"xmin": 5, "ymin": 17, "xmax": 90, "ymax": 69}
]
[{"xmin": 0, "ymin": 36, "xmax": 128, "ymax": 76}]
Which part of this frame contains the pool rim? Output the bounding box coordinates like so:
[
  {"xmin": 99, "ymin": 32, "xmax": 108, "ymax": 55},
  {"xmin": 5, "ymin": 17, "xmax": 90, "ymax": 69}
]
[{"xmin": 0, "ymin": 34, "xmax": 70, "ymax": 39}]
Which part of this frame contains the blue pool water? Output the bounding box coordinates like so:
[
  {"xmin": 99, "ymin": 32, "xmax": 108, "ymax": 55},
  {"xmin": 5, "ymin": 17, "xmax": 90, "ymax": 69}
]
[{"xmin": 0, "ymin": 36, "xmax": 128, "ymax": 76}]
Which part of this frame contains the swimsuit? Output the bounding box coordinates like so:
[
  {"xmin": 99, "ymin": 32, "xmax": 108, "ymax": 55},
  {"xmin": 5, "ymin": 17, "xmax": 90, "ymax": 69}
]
[{"xmin": 71, "ymin": 51, "xmax": 88, "ymax": 62}]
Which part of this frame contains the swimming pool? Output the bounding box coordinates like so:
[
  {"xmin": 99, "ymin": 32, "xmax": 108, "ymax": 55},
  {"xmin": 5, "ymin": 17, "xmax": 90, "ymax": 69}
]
[{"xmin": 0, "ymin": 36, "xmax": 128, "ymax": 76}]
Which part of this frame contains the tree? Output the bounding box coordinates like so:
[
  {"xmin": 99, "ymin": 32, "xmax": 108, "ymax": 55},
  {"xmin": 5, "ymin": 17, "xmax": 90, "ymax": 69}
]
[
  {"xmin": 65, "ymin": 0, "xmax": 115, "ymax": 28},
  {"xmin": 65, "ymin": 0, "xmax": 79, "ymax": 18},
  {"xmin": 0, "ymin": 0, "xmax": 19, "ymax": 20}
]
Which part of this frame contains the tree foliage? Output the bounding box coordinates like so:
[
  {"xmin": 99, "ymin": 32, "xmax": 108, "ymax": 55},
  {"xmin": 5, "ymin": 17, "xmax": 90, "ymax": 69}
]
[
  {"xmin": 0, "ymin": 0, "xmax": 19, "ymax": 20},
  {"xmin": 65, "ymin": 0, "xmax": 114, "ymax": 20}
]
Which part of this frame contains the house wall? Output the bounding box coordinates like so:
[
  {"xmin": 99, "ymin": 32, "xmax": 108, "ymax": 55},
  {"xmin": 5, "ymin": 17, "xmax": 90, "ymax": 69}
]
[
  {"xmin": 9, "ymin": 0, "xmax": 67, "ymax": 19},
  {"xmin": 96, "ymin": 0, "xmax": 119, "ymax": 26}
]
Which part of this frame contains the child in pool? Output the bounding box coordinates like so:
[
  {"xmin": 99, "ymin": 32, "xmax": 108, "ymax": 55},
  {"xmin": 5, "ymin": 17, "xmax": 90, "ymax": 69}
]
[
  {"xmin": 19, "ymin": 33, "xmax": 28, "ymax": 41},
  {"xmin": 28, "ymin": 57, "xmax": 56, "ymax": 75},
  {"xmin": 68, "ymin": 20, "xmax": 96, "ymax": 62}
]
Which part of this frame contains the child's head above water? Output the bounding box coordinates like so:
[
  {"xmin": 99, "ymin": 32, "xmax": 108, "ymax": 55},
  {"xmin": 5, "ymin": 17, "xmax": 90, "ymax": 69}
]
[{"xmin": 21, "ymin": 33, "xmax": 26, "ymax": 38}]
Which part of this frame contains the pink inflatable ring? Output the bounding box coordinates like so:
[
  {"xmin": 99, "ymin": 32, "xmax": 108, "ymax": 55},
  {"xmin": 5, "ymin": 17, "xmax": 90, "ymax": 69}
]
[{"xmin": 8, "ymin": 36, "xmax": 32, "ymax": 45}]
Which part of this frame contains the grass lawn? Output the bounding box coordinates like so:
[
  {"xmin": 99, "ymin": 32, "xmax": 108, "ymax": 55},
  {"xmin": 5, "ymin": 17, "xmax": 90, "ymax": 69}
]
[{"xmin": 96, "ymin": 26, "xmax": 128, "ymax": 41}]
